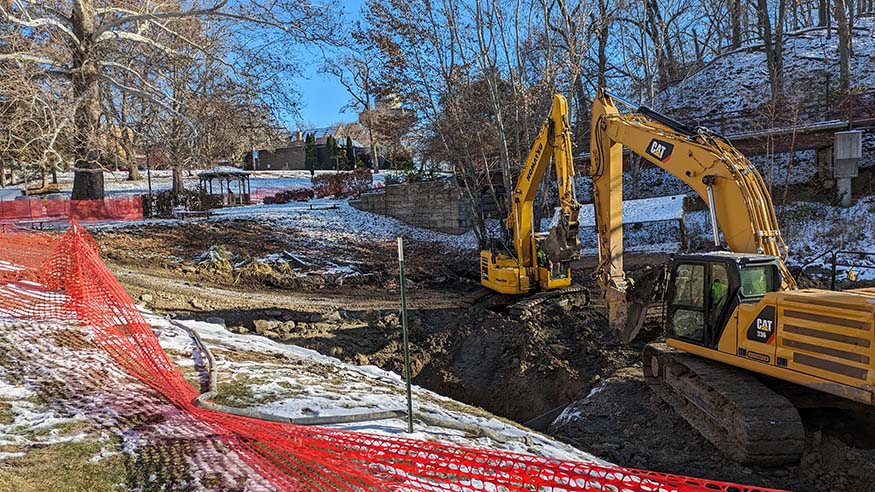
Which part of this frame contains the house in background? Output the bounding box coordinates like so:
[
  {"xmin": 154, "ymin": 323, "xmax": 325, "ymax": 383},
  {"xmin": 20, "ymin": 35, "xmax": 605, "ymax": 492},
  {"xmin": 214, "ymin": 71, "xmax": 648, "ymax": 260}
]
[{"xmin": 245, "ymin": 125, "xmax": 366, "ymax": 171}]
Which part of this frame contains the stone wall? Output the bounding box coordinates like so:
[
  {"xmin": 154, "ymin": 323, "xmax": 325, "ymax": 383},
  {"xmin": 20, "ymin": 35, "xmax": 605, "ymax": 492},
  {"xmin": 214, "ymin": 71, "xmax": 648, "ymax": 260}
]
[{"xmin": 350, "ymin": 180, "xmax": 472, "ymax": 234}]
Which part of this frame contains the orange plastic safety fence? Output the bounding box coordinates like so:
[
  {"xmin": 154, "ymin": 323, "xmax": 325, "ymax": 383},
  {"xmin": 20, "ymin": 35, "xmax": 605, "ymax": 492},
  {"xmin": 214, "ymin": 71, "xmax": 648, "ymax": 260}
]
[
  {"xmin": 0, "ymin": 223, "xmax": 788, "ymax": 492},
  {"xmin": 0, "ymin": 196, "xmax": 143, "ymax": 223}
]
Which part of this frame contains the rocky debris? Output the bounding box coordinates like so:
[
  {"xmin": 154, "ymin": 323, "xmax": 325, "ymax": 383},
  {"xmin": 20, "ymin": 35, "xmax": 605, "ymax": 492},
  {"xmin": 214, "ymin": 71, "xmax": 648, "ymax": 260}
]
[{"xmin": 139, "ymin": 293, "xmax": 154, "ymax": 303}]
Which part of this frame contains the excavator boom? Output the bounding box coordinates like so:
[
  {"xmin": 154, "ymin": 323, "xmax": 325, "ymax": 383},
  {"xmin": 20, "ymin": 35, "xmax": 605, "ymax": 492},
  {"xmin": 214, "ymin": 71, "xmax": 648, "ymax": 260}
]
[{"xmin": 590, "ymin": 90, "xmax": 795, "ymax": 340}]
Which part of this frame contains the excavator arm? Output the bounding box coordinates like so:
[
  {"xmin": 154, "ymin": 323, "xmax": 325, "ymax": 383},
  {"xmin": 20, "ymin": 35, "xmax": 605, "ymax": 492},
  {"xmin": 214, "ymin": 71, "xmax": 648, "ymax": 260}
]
[
  {"xmin": 508, "ymin": 93, "xmax": 581, "ymax": 266},
  {"xmin": 481, "ymin": 93, "xmax": 581, "ymax": 295},
  {"xmin": 590, "ymin": 90, "xmax": 796, "ymax": 341}
]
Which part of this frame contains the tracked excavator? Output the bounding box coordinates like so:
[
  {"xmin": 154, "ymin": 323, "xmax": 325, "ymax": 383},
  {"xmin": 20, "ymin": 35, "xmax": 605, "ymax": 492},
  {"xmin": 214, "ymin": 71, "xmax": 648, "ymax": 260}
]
[
  {"xmin": 479, "ymin": 94, "xmax": 588, "ymax": 318},
  {"xmin": 590, "ymin": 89, "xmax": 875, "ymax": 465}
]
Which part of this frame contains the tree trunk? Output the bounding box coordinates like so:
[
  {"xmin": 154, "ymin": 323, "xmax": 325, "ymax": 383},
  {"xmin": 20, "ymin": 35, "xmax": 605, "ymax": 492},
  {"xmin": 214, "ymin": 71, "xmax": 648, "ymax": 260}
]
[
  {"xmin": 731, "ymin": 0, "xmax": 742, "ymax": 48},
  {"xmin": 0, "ymin": 162, "xmax": 5, "ymax": 187},
  {"xmin": 596, "ymin": 0, "xmax": 609, "ymax": 89},
  {"xmin": 70, "ymin": 0, "xmax": 105, "ymax": 201},
  {"xmin": 755, "ymin": 0, "xmax": 784, "ymax": 104},
  {"xmin": 128, "ymin": 165, "xmax": 141, "ymax": 181},
  {"xmin": 818, "ymin": 0, "xmax": 829, "ymax": 26},
  {"xmin": 124, "ymin": 141, "xmax": 141, "ymax": 180},
  {"xmin": 172, "ymin": 166, "xmax": 185, "ymax": 194}
]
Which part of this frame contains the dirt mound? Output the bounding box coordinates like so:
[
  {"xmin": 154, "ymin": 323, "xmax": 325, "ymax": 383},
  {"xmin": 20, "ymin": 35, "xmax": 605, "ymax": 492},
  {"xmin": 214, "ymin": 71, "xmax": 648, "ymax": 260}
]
[{"xmin": 549, "ymin": 369, "xmax": 875, "ymax": 492}]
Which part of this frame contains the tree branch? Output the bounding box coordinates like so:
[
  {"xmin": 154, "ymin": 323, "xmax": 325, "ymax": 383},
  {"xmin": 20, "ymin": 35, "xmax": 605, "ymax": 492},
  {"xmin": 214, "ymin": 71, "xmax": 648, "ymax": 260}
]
[
  {"xmin": 0, "ymin": 53, "xmax": 68, "ymax": 73},
  {"xmin": 95, "ymin": 30, "xmax": 183, "ymax": 57},
  {"xmin": 1, "ymin": 3, "xmax": 80, "ymax": 48},
  {"xmin": 94, "ymin": 1, "xmax": 230, "ymax": 39}
]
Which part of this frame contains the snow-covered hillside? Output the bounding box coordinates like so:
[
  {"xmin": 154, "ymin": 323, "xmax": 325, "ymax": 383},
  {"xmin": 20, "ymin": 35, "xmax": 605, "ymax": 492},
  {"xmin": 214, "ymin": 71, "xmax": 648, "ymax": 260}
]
[{"xmin": 659, "ymin": 18, "xmax": 875, "ymax": 128}]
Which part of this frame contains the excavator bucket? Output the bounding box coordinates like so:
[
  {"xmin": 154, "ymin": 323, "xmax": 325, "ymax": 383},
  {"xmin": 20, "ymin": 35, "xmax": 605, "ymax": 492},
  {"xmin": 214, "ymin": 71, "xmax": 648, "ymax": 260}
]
[{"xmin": 542, "ymin": 207, "xmax": 581, "ymax": 263}]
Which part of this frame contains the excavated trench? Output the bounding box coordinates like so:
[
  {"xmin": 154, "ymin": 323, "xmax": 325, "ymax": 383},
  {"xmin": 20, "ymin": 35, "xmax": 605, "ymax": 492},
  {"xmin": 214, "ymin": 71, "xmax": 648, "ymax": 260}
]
[
  {"xmin": 180, "ymin": 298, "xmax": 640, "ymax": 425},
  {"xmin": 172, "ymin": 293, "xmax": 875, "ymax": 492}
]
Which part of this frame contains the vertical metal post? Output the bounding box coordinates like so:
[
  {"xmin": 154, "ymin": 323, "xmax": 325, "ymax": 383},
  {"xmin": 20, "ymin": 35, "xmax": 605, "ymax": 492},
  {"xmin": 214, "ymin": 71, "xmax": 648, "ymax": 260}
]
[
  {"xmin": 706, "ymin": 185, "xmax": 719, "ymax": 247},
  {"xmin": 146, "ymin": 152, "xmax": 153, "ymax": 198},
  {"xmin": 830, "ymin": 251, "xmax": 838, "ymax": 291},
  {"xmin": 397, "ymin": 237, "xmax": 414, "ymax": 433}
]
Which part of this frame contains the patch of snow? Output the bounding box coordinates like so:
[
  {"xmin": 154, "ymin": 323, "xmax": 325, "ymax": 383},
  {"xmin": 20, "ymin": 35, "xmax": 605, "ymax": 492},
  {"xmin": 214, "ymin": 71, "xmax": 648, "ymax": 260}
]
[
  {"xmin": 147, "ymin": 312, "xmax": 605, "ymax": 464},
  {"xmin": 578, "ymin": 194, "xmax": 685, "ymax": 227}
]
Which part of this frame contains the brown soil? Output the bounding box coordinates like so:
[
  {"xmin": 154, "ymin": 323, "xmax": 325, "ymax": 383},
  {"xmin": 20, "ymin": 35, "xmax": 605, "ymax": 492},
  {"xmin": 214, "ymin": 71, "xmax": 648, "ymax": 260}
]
[
  {"xmin": 549, "ymin": 369, "xmax": 875, "ymax": 492},
  {"xmin": 96, "ymin": 220, "xmax": 875, "ymax": 491}
]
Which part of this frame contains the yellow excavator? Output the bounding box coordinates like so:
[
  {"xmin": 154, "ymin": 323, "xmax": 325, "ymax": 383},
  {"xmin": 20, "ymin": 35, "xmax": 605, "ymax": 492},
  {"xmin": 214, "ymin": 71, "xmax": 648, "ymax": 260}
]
[
  {"xmin": 590, "ymin": 89, "xmax": 875, "ymax": 465},
  {"xmin": 479, "ymin": 94, "xmax": 587, "ymax": 316}
]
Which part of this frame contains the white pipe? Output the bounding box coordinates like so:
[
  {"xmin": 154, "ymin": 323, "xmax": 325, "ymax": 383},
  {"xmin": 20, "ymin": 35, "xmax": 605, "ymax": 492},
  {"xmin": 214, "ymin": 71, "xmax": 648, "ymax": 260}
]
[{"xmin": 706, "ymin": 185, "xmax": 719, "ymax": 247}]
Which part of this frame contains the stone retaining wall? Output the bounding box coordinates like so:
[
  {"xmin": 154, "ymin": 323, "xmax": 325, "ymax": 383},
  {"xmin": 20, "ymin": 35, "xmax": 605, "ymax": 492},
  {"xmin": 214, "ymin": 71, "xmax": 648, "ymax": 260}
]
[{"xmin": 350, "ymin": 180, "xmax": 472, "ymax": 234}]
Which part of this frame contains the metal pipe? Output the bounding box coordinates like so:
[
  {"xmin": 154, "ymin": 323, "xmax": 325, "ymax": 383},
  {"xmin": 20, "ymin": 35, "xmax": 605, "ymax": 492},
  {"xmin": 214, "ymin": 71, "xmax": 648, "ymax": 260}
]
[
  {"xmin": 603, "ymin": 91, "xmax": 639, "ymax": 109},
  {"xmin": 706, "ymin": 185, "xmax": 720, "ymax": 247},
  {"xmin": 397, "ymin": 237, "xmax": 414, "ymax": 434},
  {"xmin": 173, "ymin": 319, "xmax": 407, "ymax": 426}
]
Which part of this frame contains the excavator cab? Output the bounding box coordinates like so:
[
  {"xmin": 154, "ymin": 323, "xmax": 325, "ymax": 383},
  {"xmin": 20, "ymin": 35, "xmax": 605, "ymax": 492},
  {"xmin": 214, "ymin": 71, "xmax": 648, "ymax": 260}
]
[{"xmin": 666, "ymin": 253, "xmax": 782, "ymax": 349}]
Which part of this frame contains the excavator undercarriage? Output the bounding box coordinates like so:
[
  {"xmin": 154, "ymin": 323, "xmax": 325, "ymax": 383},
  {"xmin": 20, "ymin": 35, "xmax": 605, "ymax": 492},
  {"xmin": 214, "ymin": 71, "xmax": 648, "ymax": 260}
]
[{"xmin": 643, "ymin": 343, "xmax": 806, "ymax": 465}]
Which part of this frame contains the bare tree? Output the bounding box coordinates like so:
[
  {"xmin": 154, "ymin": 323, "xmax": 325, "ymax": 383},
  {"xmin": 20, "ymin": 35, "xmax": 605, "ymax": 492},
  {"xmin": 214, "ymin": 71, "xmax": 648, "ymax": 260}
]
[
  {"xmin": 834, "ymin": 0, "xmax": 853, "ymax": 96},
  {"xmin": 1, "ymin": 0, "xmax": 336, "ymax": 199},
  {"xmin": 752, "ymin": 0, "xmax": 787, "ymax": 103}
]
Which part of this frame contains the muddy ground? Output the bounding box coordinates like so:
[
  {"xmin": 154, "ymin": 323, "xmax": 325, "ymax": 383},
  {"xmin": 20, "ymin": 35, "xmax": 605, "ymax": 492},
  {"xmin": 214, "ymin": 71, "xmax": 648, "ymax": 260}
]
[{"xmin": 95, "ymin": 220, "xmax": 875, "ymax": 492}]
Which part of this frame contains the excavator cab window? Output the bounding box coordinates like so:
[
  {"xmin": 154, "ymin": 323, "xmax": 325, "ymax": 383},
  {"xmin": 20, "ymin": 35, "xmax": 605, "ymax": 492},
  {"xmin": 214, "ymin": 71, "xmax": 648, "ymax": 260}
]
[
  {"xmin": 739, "ymin": 265, "xmax": 776, "ymax": 299},
  {"xmin": 667, "ymin": 258, "xmax": 742, "ymax": 347},
  {"xmin": 669, "ymin": 263, "xmax": 706, "ymax": 343}
]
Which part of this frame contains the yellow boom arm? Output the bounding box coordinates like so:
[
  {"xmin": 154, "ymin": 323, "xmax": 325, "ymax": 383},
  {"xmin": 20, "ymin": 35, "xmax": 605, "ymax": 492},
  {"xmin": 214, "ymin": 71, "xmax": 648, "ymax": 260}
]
[
  {"xmin": 590, "ymin": 90, "xmax": 796, "ymax": 339},
  {"xmin": 508, "ymin": 93, "xmax": 580, "ymax": 266},
  {"xmin": 480, "ymin": 93, "xmax": 581, "ymax": 295}
]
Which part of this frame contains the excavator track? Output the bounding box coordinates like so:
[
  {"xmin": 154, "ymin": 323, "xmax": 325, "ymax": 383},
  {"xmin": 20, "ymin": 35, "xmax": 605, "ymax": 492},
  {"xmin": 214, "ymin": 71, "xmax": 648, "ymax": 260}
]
[
  {"xmin": 643, "ymin": 343, "xmax": 805, "ymax": 466},
  {"xmin": 508, "ymin": 286, "xmax": 589, "ymax": 319}
]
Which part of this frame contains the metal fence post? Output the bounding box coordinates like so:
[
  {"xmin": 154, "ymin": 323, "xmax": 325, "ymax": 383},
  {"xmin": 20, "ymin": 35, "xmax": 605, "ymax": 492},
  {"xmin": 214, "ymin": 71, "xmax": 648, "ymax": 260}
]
[
  {"xmin": 831, "ymin": 251, "xmax": 838, "ymax": 291},
  {"xmin": 397, "ymin": 237, "xmax": 414, "ymax": 433}
]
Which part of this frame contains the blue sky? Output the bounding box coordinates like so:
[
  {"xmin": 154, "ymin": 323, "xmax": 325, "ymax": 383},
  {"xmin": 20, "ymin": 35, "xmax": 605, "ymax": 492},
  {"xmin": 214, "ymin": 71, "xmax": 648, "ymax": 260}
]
[{"xmin": 293, "ymin": 0, "xmax": 366, "ymax": 129}]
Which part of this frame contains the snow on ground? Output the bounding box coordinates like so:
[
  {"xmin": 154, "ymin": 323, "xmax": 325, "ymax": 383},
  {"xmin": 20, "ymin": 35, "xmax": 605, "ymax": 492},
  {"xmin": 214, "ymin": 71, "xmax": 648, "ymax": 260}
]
[
  {"xmin": 683, "ymin": 196, "xmax": 875, "ymax": 282},
  {"xmin": 578, "ymin": 194, "xmax": 685, "ymax": 227},
  {"xmin": 0, "ymin": 282, "xmax": 602, "ymax": 487},
  {"xmin": 650, "ymin": 18, "xmax": 875, "ymax": 185},
  {"xmin": 48, "ymin": 169, "xmax": 397, "ymax": 198},
  {"xmin": 0, "ymin": 310, "xmax": 276, "ymax": 490},
  {"xmin": 660, "ymin": 18, "xmax": 875, "ymax": 130},
  {"xmin": 150, "ymin": 311, "xmax": 604, "ymax": 463},
  {"xmin": 88, "ymin": 197, "xmax": 480, "ymax": 253}
]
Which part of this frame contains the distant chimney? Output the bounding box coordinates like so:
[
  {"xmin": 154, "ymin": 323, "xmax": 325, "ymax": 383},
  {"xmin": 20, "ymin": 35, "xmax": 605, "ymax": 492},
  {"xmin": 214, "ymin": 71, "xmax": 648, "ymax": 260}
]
[{"xmin": 296, "ymin": 130, "xmax": 303, "ymax": 141}]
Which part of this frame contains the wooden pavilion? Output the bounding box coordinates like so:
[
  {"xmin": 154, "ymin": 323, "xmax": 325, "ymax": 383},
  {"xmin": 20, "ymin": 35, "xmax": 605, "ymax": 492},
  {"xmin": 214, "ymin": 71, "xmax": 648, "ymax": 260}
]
[{"xmin": 198, "ymin": 166, "xmax": 251, "ymax": 206}]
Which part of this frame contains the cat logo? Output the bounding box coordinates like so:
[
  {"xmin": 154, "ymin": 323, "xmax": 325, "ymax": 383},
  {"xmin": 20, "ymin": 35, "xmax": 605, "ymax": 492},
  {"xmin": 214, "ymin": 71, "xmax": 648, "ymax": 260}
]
[
  {"xmin": 646, "ymin": 139, "xmax": 674, "ymax": 163},
  {"xmin": 747, "ymin": 305, "xmax": 777, "ymax": 344}
]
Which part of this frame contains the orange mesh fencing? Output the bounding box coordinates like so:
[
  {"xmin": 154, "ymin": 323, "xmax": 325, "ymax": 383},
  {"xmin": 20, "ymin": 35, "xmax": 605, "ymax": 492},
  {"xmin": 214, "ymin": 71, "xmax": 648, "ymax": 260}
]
[
  {"xmin": 0, "ymin": 223, "xmax": 787, "ymax": 492},
  {"xmin": 0, "ymin": 196, "xmax": 143, "ymax": 223}
]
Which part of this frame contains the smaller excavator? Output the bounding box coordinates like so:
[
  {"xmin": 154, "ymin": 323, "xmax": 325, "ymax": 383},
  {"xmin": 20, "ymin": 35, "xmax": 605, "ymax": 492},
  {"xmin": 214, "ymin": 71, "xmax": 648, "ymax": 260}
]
[
  {"xmin": 590, "ymin": 89, "xmax": 875, "ymax": 465},
  {"xmin": 479, "ymin": 94, "xmax": 588, "ymax": 317}
]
